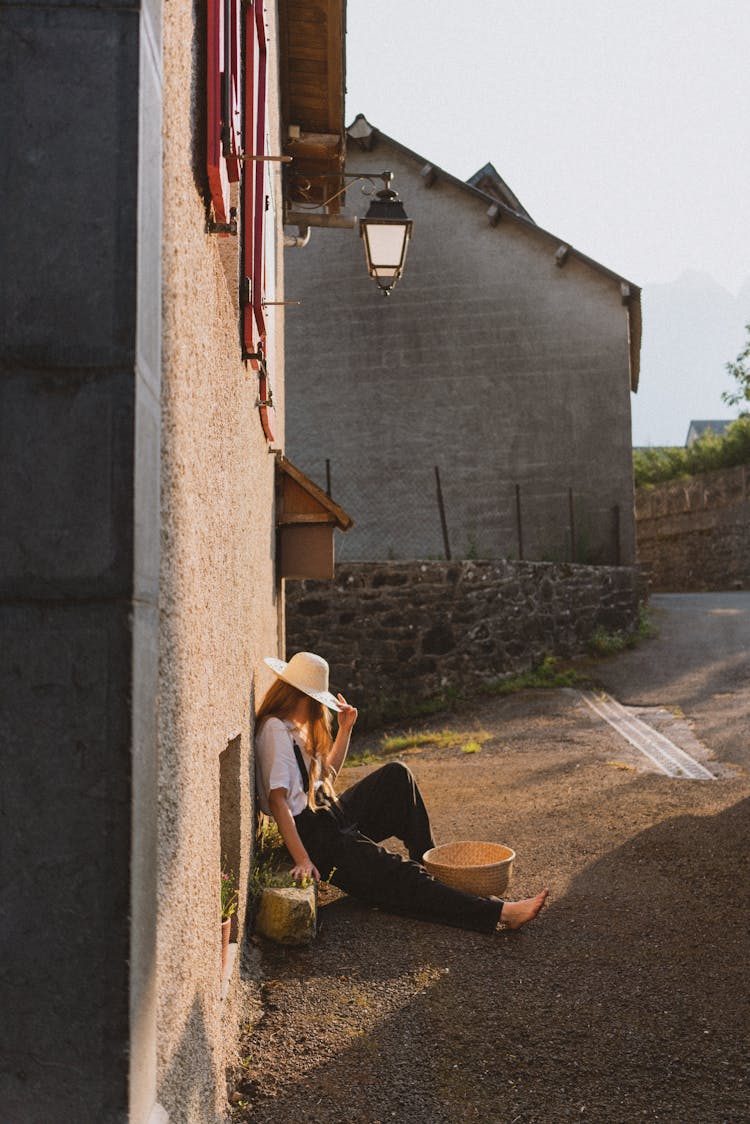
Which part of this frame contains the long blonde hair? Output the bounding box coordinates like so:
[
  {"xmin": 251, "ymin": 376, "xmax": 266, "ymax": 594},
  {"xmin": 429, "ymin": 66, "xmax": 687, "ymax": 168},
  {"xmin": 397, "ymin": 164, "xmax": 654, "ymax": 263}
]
[{"xmin": 256, "ymin": 678, "xmax": 337, "ymax": 810}]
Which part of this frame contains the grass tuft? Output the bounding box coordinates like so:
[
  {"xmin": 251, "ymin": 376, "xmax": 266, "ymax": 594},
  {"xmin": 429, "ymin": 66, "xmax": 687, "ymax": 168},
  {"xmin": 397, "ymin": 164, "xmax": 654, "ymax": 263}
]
[
  {"xmin": 587, "ymin": 605, "xmax": 656, "ymax": 657},
  {"xmin": 249, "ymin": 816, "xmax": 295, "ymax": 906},
  {"xmin": 480, "ymin": 654, "xmax": 588, "ymax": 696},
  {"xmin": 346, "ymin": 726, "xmax": 491, "ymax": 767}
]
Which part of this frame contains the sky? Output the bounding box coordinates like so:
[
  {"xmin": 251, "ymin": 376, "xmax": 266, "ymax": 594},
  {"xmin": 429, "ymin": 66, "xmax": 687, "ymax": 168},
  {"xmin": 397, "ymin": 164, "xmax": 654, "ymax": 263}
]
[{"xmin": 344, "ymin": 0, "xmax": 750, "ymax": 444}]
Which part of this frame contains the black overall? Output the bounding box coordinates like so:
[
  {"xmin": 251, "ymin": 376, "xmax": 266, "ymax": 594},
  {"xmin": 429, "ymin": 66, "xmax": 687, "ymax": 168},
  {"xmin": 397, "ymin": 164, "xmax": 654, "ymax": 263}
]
[{"xmin": 292, "ymin": 747, "xmax": 503, "ymax": 934}]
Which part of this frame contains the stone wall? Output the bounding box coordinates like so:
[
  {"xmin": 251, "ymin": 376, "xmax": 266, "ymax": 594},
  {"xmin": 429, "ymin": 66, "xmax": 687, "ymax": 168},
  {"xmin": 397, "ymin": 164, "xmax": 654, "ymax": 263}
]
[
  {"xmin": 636, "ymin": 465, "xmax": 750, "ymax": 591},
  {"xmin": 286, "ymin": 560, "xmax": 641, "ymax": 719}
]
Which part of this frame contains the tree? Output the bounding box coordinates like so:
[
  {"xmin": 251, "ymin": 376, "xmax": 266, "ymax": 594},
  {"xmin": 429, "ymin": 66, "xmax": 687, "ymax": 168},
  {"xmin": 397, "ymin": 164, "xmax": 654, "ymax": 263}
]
[{"xmin": 722, "ymin": 321, "xmax": 750, "ymax": 409}]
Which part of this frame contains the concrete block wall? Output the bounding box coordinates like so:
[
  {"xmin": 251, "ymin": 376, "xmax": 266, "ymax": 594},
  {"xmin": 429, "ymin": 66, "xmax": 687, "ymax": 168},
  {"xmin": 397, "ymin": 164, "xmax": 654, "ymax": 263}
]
[
  {"xmin": 286, "ymin": 561, "xmax": 641, "ymax": 719},
  {"xmin": 1, "ymin": 0, "xmax": 286, "ymax": 1118},
  {"xmin": 0, "ymin": 7, "xmax": 149, "ymax": 1119},
  {"xmin": 284, "ymin": 134, "xmax": 636, "ymax": 567},
  {"xmin": 636, "ymin": 465, "xmax": 750, "ymax": 591}
]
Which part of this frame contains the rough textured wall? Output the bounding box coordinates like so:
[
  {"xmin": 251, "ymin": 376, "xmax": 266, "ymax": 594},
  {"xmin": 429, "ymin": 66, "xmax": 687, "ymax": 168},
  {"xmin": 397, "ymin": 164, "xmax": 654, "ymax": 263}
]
[
  {"xmin": 158, "ymin": 2, "xmax": 283, "ymax": 1118},
  {"xmin": 284, "ymin": 135, "xmax": 635, "ymax": 566},
  {"xmin": 286, "ymin": 561, "xmax": 641, "ymax": 719},
  {"xmin": 636, "ymin": 465, "xmax": 750, "ymax": 591}
]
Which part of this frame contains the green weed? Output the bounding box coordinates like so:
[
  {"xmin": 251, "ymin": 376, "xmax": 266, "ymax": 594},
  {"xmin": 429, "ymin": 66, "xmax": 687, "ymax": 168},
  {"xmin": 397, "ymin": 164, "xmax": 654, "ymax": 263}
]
[
  {"xmin": 346, "ymin": 725, "xmax": 491, "ymax": 766},
  {"xmin": 636, "ymin": 603, "xmax": 657, "ymax": 640},
  {"xmin": 481, "ymin": 655, "xmax": 588, "ymax": 696},
  {"xmin": 587, "ymin": 605, "xmax": 656, "ymax": 656},
  {"xmin": 248, "ymin": 855, "xmax": 295, "ymax": 905},
  {"xmin": 383, "ymin": 727, "xmax": 490, "ymax": 755},
  {"xmin": 344, "ymin": 748, "xmax": 385, "ymax": 768},
  {"xmin": 249, "ymin": 815, "xmax": 294, "ymax": 906},
  {"xmin": 587, "ymin": 626, "xmax": 631, "ymax": 656}
]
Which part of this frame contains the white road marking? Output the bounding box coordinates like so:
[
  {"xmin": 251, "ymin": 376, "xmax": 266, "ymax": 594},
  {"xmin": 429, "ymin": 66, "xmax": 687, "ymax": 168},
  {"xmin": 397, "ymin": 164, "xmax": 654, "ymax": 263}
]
[{"xmin": 580, "ymin": 690, "xmax": 717, "ymax": 780}]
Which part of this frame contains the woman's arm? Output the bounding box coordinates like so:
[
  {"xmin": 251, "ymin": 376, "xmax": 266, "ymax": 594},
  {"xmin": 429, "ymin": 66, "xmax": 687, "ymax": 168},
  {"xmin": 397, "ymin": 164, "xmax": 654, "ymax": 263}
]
[
  {"xmin": 267, "ymin": 787, "xmax": 320, "ymax": 882},
  {"xmin": 325, "ymin": 693, "xmax": 358, "ymax": 776}
]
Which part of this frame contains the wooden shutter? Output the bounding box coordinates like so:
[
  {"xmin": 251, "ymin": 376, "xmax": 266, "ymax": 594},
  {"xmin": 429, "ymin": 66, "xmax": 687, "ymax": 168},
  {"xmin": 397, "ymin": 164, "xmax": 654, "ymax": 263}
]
[
  {"xmin": 207, "ymin": 0, "xmax": 242, "ymax": 227},
  {"xmin": 242, "ymin": 0, "xmax": 275, "ymax": 439}
]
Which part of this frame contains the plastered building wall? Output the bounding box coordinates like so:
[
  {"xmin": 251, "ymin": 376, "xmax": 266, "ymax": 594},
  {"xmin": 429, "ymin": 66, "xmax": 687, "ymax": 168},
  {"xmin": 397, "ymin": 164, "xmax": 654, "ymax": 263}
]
[
  {"xmin": 284, "ymin": 135, "xmax": 636, "ymax": 566},
  {"xmin": 156, "ymin": 2, "xmax": 284, "ymax": 1118}
]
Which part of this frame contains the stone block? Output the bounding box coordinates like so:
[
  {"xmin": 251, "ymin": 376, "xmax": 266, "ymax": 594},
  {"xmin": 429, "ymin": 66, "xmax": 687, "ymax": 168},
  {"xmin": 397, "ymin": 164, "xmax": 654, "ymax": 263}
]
[
  {"xmin": 0, "ymin": 370, "xmax": 135, "ymax": 599},
  {"xmin": 0, "ymin": 9, "xmax": 139, "ymax": 370},
  {"xmin": 255, "ymin": 885, "xmax": 317, "ymax": 945},
  {"xmin": 0, "ymin": 601, "xmax": 132, "ymax": 1120}
]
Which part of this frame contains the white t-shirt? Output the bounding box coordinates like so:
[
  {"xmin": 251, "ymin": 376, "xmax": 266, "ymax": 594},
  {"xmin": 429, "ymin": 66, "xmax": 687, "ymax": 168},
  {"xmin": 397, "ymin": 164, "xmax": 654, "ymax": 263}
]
[{"xmin": 255, "ymin": 717, "xmax": 316, "ymax": 818}]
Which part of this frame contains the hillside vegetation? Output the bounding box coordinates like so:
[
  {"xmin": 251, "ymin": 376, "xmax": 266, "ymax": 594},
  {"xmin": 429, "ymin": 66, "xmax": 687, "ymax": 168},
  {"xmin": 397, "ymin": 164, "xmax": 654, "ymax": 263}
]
[{"xmin": 634, "ymin": 416, "xmax": 750, "ymax": 487}]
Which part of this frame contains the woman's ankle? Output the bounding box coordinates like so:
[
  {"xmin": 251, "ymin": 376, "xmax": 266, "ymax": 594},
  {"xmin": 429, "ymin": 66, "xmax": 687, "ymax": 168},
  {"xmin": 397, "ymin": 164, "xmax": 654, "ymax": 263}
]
[{"xmin": 496, "ymin": 888, "xmax": 549, "ymax": 931}]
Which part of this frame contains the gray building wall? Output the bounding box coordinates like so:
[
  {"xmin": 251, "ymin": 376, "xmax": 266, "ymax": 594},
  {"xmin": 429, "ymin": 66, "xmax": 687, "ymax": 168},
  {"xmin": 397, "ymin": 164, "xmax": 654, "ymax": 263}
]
[
  {"xmin": 1, "ymin": 3, "xmax": 162, "ymax": 1120},
  {"xmin": 284, "ymin": 134, "xmax": 637, "ymax": 566}
]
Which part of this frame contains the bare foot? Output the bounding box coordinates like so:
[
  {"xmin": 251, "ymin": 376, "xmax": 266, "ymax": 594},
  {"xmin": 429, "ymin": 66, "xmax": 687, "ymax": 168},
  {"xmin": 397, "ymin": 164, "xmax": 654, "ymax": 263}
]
[{"xmin": 495, "ymin": 888, "xmax": 549, "ymax": 930}]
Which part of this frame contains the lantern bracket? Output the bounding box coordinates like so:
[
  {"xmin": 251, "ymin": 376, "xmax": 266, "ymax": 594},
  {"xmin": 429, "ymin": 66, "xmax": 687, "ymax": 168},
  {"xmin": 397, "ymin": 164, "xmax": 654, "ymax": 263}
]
[{"xmin": 286, "ymin": 170, "xmax": 395, "ymax": 214}]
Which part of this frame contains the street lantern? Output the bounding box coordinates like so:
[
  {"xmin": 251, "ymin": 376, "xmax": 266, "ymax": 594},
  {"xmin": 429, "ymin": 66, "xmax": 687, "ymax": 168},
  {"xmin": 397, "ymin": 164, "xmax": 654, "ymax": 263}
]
[{"xmin": 359, "ymin": 176, "xmax": 413, "ymax": 296}]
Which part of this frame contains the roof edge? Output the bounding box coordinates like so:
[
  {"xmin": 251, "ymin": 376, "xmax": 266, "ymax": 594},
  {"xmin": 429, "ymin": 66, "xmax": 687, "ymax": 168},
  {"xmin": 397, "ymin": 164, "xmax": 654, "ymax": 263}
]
[
  {"xmin": 347, "ymin": 114, "xmax": 642, "ymax": 391},
  {"xmin": 276, "ymin": 454, "xmax": 355, "ymax": 531}
]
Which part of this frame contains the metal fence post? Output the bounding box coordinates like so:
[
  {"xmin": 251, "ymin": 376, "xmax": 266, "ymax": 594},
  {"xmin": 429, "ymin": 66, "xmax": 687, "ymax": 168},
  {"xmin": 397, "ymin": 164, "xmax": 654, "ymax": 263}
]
[
  {"xmin": 515, "ymin": 483, "xmax": 524, "ymax": 561},
  {"xmin": 568, "ymin": 487, "xmax": 576, "ymax": 562},
  {"xmin": 434, "ymin": 466, "xmax": 452, "ymax": 560}
]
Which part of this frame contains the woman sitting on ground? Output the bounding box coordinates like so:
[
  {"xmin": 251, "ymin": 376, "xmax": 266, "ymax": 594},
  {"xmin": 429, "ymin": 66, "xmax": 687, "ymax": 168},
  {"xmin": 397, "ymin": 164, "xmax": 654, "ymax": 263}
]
[{"xmin": 255, "ymin": 651, "xmax": 549, "ymax": 933}]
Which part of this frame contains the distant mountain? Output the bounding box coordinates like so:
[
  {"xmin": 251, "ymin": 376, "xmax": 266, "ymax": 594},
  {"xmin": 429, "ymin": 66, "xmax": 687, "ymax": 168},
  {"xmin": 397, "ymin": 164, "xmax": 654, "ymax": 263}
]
[{"xmin": 632, "ymin": 271, "xmax": 750, "ymax": 447}]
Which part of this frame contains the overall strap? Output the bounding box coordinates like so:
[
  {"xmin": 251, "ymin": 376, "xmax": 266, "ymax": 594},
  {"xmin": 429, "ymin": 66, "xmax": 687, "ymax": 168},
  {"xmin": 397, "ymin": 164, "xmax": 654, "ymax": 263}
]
[{"xmin": 292, "ymin": 740, "xmax": 310, "ymax": 793}]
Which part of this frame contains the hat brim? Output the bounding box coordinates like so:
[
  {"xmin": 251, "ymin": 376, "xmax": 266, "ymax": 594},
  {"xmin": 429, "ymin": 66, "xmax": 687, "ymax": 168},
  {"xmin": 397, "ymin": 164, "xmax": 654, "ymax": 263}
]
[{"xmin": 263, "ymin": 656, "xmax": 342, "ymax": 712}]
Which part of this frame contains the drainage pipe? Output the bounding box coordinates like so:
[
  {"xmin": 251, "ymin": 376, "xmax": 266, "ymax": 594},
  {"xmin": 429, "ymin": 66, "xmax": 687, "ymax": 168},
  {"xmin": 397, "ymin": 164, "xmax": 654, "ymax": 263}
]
[{"xmin": 283, "ymin": 225, "xmax": 311, "ymax": 249}]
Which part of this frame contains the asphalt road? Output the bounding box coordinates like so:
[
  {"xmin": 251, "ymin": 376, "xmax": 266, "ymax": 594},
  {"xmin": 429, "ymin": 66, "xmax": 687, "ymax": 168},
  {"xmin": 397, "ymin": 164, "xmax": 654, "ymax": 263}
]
[
  {"xmin": 594, "ymin": 592, "xmax": 750, "ymax": 774},
  {"xmin": 232, "ymin": 593, "xmax": 750, "ymax": 1123}
]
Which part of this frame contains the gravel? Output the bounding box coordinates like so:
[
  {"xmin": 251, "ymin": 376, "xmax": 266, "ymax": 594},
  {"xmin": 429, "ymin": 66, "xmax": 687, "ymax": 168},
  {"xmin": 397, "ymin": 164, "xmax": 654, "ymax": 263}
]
[{"xmin": 229, "ymin": 688, "xmax": 750, "ymax": 1123}]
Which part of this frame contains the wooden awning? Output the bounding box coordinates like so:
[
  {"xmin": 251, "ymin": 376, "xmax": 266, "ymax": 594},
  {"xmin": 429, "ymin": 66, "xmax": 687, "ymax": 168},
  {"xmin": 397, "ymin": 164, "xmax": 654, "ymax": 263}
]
[
  {"xmin": 276, "ymin": 455, "xmax": 353, "ymax": 531},
  {"xmin": 275, "ymin": 455, "xmax": 353, "ymax": 579},
  {"xmin": 278, "ymin": 0, "xmax": 347, "ymax": 213}
]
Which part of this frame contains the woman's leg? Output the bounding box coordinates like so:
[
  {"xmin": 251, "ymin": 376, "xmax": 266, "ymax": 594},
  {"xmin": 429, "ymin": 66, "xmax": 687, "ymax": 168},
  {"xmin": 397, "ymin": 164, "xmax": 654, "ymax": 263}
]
[
  {"xmin": 337, "ymin": 761, "xmax": 435, "ymax": 862},
  {"xmin": 297, "ymin": 806, "xmax": 502, "ymax": 933}
]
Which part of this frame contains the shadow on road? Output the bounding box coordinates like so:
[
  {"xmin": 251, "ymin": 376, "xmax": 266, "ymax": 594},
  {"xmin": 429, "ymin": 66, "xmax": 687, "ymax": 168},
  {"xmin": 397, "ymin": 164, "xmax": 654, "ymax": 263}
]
[{"xmin": 241, "ymin": 793, "xmax": 750, "ymax": 1123}]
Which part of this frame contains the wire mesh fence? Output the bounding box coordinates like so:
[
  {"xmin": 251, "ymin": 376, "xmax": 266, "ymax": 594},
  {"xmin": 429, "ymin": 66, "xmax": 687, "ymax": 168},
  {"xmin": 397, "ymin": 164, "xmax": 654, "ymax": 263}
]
[{"xmin": 316, "ymin": 458, "xmax": 625, "ymax": 565}]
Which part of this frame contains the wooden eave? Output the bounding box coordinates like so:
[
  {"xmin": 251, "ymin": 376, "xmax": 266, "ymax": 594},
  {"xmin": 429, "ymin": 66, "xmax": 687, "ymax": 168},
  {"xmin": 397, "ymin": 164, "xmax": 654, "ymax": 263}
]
[
  {"xmin": 278, "ymin": 0, "xmax": 347, "ymax": 213},
  {"xmin": 276, "ymin": 455, "xmax": 354, "ymax": 531}
]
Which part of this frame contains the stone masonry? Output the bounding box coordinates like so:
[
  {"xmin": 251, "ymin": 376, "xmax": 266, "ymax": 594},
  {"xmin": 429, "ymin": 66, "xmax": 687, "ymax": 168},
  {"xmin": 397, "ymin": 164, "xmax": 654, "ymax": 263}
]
[
  {"xmin": 636, "ymin": 465, "xmax": 750, "ymax": 591},
  {"xmin": 286, "ymin": 560, "xmax": 641, "ymax": 718}
]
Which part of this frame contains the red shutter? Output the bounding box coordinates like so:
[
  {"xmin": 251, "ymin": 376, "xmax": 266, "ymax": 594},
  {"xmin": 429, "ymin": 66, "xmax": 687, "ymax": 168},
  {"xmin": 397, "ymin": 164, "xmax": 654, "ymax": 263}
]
[
  {"xmin": 225, "ymin": 0, "xmax": 242, "ymax": 182},
  {"xmin": 207, "ymin": 0, "xmax": 241, "ymax": 228},
  {"xmin": 242, "ymin": 0, "xmax": 275, "ymax": 440},
  {"xmin": 252, "ymin": 0, "xmax": 267, "ymax": 342}
]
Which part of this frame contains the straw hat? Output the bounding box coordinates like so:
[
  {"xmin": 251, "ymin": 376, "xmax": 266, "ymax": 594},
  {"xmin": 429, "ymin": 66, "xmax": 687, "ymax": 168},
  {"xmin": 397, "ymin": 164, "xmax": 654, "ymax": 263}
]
[{"xmin": 263, "ymin": 651, "xmax": 341, "ymax": 711}]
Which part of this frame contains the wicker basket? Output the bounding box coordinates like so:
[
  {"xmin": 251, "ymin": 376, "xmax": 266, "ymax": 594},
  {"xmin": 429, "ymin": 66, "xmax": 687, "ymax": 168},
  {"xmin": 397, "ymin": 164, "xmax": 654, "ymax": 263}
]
[{"xmin": 422, "ymin": 841, "xmax": 515, "ymax": 897}]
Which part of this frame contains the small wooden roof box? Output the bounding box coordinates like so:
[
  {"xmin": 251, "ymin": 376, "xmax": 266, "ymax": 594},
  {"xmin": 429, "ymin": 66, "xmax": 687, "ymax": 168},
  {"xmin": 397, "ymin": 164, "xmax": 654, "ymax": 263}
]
[{"xmin": 276, "ymin": 455, "xmax": 354, "ymax": 580}]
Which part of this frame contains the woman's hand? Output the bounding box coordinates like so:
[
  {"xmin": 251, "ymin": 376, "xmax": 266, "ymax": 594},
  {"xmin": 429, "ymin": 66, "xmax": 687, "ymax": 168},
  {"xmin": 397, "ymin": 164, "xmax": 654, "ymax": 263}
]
[
  {"xmin": 336, "ymin": 694, "xmax": 358, "ymax": 736},
  {"xmin": 326, "ymin": 695, "xmax": 358, "ymax": 775},
  {"xmin": 291, "ymin": 859, "xmax": 320, "ymax": 884}
]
